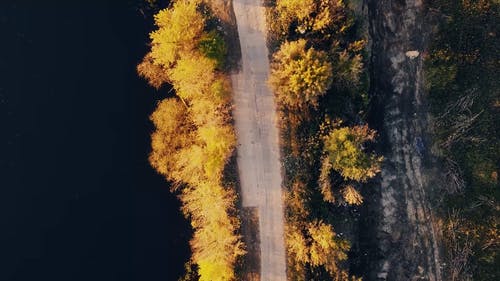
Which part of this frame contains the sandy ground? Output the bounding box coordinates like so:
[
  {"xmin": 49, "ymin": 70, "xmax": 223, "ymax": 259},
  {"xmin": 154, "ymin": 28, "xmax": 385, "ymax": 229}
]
[
  {"xmin": 231, "ymin": 0, "xmax": 287, "ymax": 280},
  {"xmin": 368, "ymin": 0, "xmax": 442, "ymax": 280}
]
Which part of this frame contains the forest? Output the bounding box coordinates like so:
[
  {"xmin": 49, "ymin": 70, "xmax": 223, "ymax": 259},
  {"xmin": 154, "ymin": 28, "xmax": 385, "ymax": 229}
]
[
  {"xmin": 138, "ymin": 1, "xmax": 244, "ymax": 280},
  {"xmin": 266, "ymin": 0, "xmax": 379, "ymax": 279},
  {"xmin": 137, "ymin": 0, "xmax": 499, "ymax": 280}
]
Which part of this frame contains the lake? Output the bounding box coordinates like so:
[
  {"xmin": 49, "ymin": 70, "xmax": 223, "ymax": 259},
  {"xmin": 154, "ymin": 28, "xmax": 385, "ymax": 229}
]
[{"xmin": 0, "ymin": 1, "xmax": 190, "ymax": 280}]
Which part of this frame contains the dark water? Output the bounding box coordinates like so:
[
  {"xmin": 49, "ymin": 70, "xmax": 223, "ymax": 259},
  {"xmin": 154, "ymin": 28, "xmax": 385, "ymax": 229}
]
[{"xmin": 0, "ymin": 1, "xmax": 190, "ymax": 280}]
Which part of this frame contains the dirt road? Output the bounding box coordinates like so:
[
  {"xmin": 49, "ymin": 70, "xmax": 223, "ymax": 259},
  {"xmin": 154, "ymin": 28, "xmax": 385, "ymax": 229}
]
[
  {"xmin": 231, "ymin": 0, "xmax": 287, "ymax": 280},
  {"xmin": 366, "ymin": 0, "xmax": 443, "ymax": 280}
]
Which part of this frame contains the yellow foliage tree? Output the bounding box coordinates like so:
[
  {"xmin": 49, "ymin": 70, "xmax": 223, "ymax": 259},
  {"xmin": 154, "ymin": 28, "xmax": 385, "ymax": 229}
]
[
  {"xmin": 210, "ymin": 76, "xmax": 231, "ymax": 101},
  {"xmin": 335, "ymin": 51, "xmax": 364, "ymax": 86},
  {"xmin": 168, "ymin": 52, "xmax": 216, "ymax": 102},
  {"xmin": 181, "ymin": 182, "xmax": 245, "ymax": 281},
  {"xmin": 342, "ymin": 184, "xmax": 363, "ymax": 205},
  {"xmin": 287, "ymin": 226, "xmax": 310, "ymax": 266},
  {"xmin": 323, "ymin": 124, "xmax": 383, "ymax": 182},
  {"xmin": 149, "ymin": 0, "xmax": 204, "ymax": 67},
  {"xmin": 197, "ymin": 123, "xmax": 236, "ymax": 181},
  {"xmin": 287, "ymin": 181, "xmax": 312, "ymax": 220},
  {"xmin": 276, "ymin": 0, "xmax": 348, "ymax": 34},
  {"xmin": 143, "ymin": 3, "xmax": 244, "ymax": 280},
  {"xmin": 137, "ymin": 53, "xmax": 170, "ymax": 89},
  {"xmin": 197, "ymin": 260, "xmax": 234, "ymax": 281},
  {"xmin": 148, "ymin": 98, "xmax": 195, "ymax": 183},
  {"xmin": 269, "ymin": 39, "xmax": 333, "ymax": 108},
  {"xmin": 312, "ymin": 0, "xmax": 347, "ymax": 33},
  {"xmin": 188, "ymin": 97, "xmax": 223, "ymax": 126},
  {"xmin": 286, "ymin": 219, "xmax": 353, "ymax": 279},
  {"xmin": 277, "ymin": 0, "xmax": 315, "ymax": 23},
  {"xmin": 172, "ymin": 145, "xmax": 206, "ymax": 186},
  {"xmin": 308, "ymin": 220, "xmax": 350, "ymax": 278}
]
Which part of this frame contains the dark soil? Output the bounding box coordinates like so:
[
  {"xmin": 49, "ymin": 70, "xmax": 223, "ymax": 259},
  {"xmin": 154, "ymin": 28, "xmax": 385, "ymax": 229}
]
[{"xmin": 353, "ymin": 1, "xmax": 444, "ymax": 280}]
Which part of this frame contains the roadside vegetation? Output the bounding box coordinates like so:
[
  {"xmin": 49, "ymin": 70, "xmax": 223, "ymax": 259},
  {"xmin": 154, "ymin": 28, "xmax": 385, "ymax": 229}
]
[
  {"xmin": 426, "ymin": 1, "xmax": 499, "ymax": 280},
  {"xmin": 266, "ymin": 0, "xmax": 380, "ymax": 279},
  {"xmin": 137, "ymin": 1, "xmax": 244, "ymax": 280}
]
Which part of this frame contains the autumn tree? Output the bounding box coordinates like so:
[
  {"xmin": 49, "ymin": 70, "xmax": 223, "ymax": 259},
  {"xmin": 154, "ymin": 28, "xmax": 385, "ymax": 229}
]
[
  {"xmin": 323, "ymin": 124, "xmax": 382, "ymax": 182},
  {"xmin": 286, "ymin": 220, "xmax": 355, "ymax": 280},
  {"xmin": 270, "ymin": 0, "xmax": 372, "ymax": 279},
  {"xmin": 149, "ymin": 0, "xmax": 204, "ymax": 68},
  {"xmin": 333, "ymin": 50, "xmax": 364, "ymax": 87},
  {"xmin": 141, "ymin": 2, "xmax": 244, "ymax": 281},
  {"xmin": 276, "ymin": 0, "xmax": 349, "ymax": 35},
  {"xmin": 148, "ymin": 83, "xmax": 239, "ymax": 281},
  {"xmin": 198, "ymin": 123, "xmax": 236, "ymax": 181},
  {"xmin": 318, "ymin": 124, "xmax": 382, "ymax": 205},
  {"xmin": 187, "ymin": 97, "xmax": 223, "ymax": 126},
  {"xmin": 341, "ymin": 184, "xmax": 363, "ymax": 205},
  {"xmin": 308, "ymin": 220, "xmax": 350, "ymax": 277},
  {"xmin": 138, "ymin": 0, "xmax": 228, "ymax": 96},
  {"xmin": 168, "ymin": 52, "xmax": 217, "ymax": 102},
  {"xmin": 137, "ymin": 53, "xmax": 170, "ymax": 89},
  {"xmin": 149, "ymin": 98, "xmax": 195, "ymax": 183},
  {"xmin": 287, "ymin": 225, "xmax": 310, "ymax": 267},
  {"xmin": 269, "ymin": 39, "xmax": 333, "ymax": 108},
  {"xmin": 181, "ymin": 182, "xmax": 245, "ymax": 281}
]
